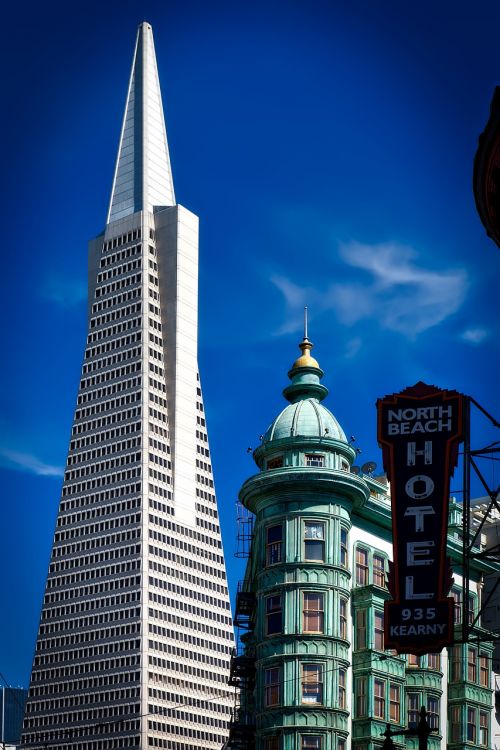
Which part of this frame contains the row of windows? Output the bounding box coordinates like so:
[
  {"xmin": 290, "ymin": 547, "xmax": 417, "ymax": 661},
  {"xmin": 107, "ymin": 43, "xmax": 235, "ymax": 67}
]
[
  {"xmin": 148, "ymin": 624, "xmax": 231, "ymax": 654},
  {"xmin": 62, "ymin": 466, "xmax": 142, "ymax": 495},
  {"xmin": 47, "ymin": 560, "xmax": 140, "ymax": 590},
  {"xmin": 450, "ymin": 644, "xmax": 489, "ymax": 685},
  {"xmin": 75, "ymin": 391, "xmax": 142, "ymax": 421},
  {"xmin": 54, "ymin": 513, "xmax": 141, "ymax": 542},
  {"xmin": 148, "ymin": 723, "xmax": 226, "ymax": 746},
  {"xmin": 196, "ymin": 473, "xmax": 214, "ymax": 488},
  {"xmin": 148, "ymin": 639, "xmax": 229, "ymax": 670},
  {"xmin": 65, "ymin": 452, "xmax": 141, "ymax": 482},
  {"xmin": 148, "ymin": 544, "xmax": 226, "ymax": 579},
  {"xmin": 77, "ymin": 377, "xmax": 141, "ymax": 405},
  {"xmin": 102, "ymin": 229, "xmax": 141, "ymax": 253},
  {"xmin": 81, "ymin": 357, "xmax": 140, "ymax": 395},
  {"xmin": 264, "ymin": 662, "xmax": 346, "ymax": 709},
  {"xmin": 72, "ymin": 406, "xmax": 142, "ymax": 435},
  {"xmin": 195, "ymin": 502, "xmax": 218, "ymax": 518},
  {"xmin": 265, "ymin": 591, "xmax": 347, "ymax": 638},
  {"xmin": 149, "ymin": 483, "xmax": 172, "ymax": 500},
  {"xmin": 196, "ymin": 517, "xmax": 220, "ymax": 534},
  {"xmin": 149, "ymin": 375, "xmax": 166, "ymax": 393},
  {"xmin": 264, "ymin": 737, "xmax": 340, "ymax": 750},
  {"xmin": 44, "ymin": 576, "xmax": 141, "ymax": 604},
  {"xmin": 85, "ymin": 332, "xmax": 142, "ymax": 362},
  {"xmin": 149, "ymin": 468, "xmax": 170, "ymax": 484},
  {"xmin": 149, "ymin": 703, "xmax": 228, "ymax": 730},
  {"xmin": 70, "ymin": 421, "xmax": 141, "ymax": 451},
  {"xmin": 94, "ymin": 272, "xmax": 142, "ymax": 299},
  {"xmin": 147, "ymin": 655, "xmax": 228, "ymax": 683},
  {"xmin": 150, "ymin": 421, "xmax": 169, "ymax": 439},
  {"xmin": 149, "ymin": 437, "xmax": 169, "ymax": 454},
  {"xmin": 265, "ymin": 521, "xmax": 387, "ymax": 584},
  {"xmin": 91, "ymin": 287, "xmax": 141, "ymax": 317},
  {"xmin": 149, "ymin": 497, "xmax": 173, "ymax": 516},
  {"xmin": 149, "ymin": 530, "xmax": 225, "ymax": 565},
  {"xmin": 450, "ymin": 704, "xmax": 489, "ymax": 745},
  {"xmin": 39, "ymin": 605, "xmax": 140, "ymax": 635},
  {"xmin": 82, "ymin": 344, "xmax": 141, "ymax": 375},
  {"xmin": 100, "ymin": 241, "xmax": 141, "ymax": 267},
  {"xmin": 451, "ymin": 588, "xmax": 476, "ymax": 624},
  {"xmin": 196, "ymin": 488, "xmax": 216, "ymax": 506},
  {"xmin": 266, "ymin": 452, "xmax": 350, "ymax": 471},
  {"xmin": 149, "ymin": 345, "xmax": 164, "ymax": 362},
  {"xmin": 31, "ymin": 654, "xmax": 141, "ymax": 682},
  {"xmin": 355, "ymin": 676, "xmax": 407, "ymax": 725},
  {"xmin": 23, "ymin": 732, "xmax": 139, "ymax": 748},
  {"xmin": 148, "ymin": 608, "xmax": 233, "ymax": 641},
  {"xmin": 265, "ymin": 521, "xmax": 346, "ymax": 566},
  {"xmin": 149, "ymin": 333, "xmax": 163, "ymax": 351},
  {"xmin": 195, "ymin": 458, "xmax": 212, "ymax": 473},
  {"xmin": 149, "ymin": 452, "xmax": 171, "ymax": 469},
  {"xmin": 148, "ymin": 687, "xmax": 231, "ymax": 716},
  {"xmin": 149, "ymin": 367, "xmax": 165, "ymax": 390},
  {"xmin": 56, "ymin": 498, "xmax": 141, "ymax": 530},
  {"xmin": 58, "ymin": 487, "xmax": 141, "ymax": 520},
  {"xmin": 149, "ymin": 560, "xmax": 227, "ymax": 594},
  {"xmin": 149, "ymin": 592, "xmax": 232, "ymax": 626},
  {"xmin": 25, "ymin": 714, "xmax": 139, "ymax": 738},
  {"xmin": 67, "ymin": 437, "xmax": 141, "ymax": 466},
  {"xmin": 148, "ymin": 577, "xmax": 230, "ymax": 611},
  {"xmin": 53, "ymin": 529, "xmax": 141, "ymax": 560},
  {"xmin": 27, "ymin": 686, "xmax": 139, "ymax": 713},
  {"xmin": 28, "ymin": 669, "xmax": 140, "ymax": 697},
  {"xmin": 355, "ymin": 684, "xmax": 491, "ymax": 744},
  {"xmin": 96, "ymin": 259, "xmax": 141, "ymax": 285},
  {"xmin": 41, "ymin": 591, "xmax": 140, "ymax": 622},
  {"xmin": 89, "ymin": 301, "xmax": 142, "ymax": 330},
  {"xmin": 149, "ymin": 406, "xmax": 167, "ymax": 423},
  {"xmin": 149, "ymin": 302, "xmax": 161, "ymax": 317},
  {"xmin": 153, "ymin": 518, "xmax": 221, "ymax": 550}
]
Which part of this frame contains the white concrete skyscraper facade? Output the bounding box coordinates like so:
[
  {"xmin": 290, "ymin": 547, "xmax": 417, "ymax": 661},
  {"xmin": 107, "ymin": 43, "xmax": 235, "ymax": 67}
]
[{"xmin": 21, "ymin": 23, "xmax": 234, "ymax": 750}]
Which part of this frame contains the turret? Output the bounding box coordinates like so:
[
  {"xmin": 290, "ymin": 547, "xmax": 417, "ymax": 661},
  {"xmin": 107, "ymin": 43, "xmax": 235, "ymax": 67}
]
[{"xmin": 233, "ymin": 333, "xmax": 369, "ymax": 750}]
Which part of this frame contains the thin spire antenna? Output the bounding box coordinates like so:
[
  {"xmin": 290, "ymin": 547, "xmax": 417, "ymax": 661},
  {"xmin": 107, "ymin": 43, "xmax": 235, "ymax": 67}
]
[{"xmin": 304, "ymin": 306, "xmax": 309, "ymax": 341}]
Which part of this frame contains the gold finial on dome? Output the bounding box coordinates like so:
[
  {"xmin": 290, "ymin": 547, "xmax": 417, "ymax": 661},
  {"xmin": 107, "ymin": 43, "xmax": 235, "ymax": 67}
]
[{"xmin": 291, "ymin": 307, "xmax": 321, "ymax": 370}]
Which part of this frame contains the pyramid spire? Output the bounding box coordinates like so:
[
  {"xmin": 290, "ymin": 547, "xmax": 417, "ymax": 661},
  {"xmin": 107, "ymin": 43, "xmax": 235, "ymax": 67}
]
[
  {"xmin": 21, "ymin": 23, "xmax": 234, "ymax": 750},
  {"xmin": 107, "ymin": 22, "xmax": 175, "ymax": 223}
]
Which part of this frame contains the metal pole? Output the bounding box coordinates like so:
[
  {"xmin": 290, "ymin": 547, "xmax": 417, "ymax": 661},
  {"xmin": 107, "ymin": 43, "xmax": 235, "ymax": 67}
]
[
  {"xmin": 462, "ymin": 396, "xmax": 471, "ymax": 644},
  {"xmin": 417, "ymin": 706, "xmax": 431, "ymax": 750}
]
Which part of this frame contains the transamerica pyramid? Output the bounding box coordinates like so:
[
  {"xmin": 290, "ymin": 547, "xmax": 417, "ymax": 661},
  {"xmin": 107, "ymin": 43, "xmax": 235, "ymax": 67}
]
[{"xmin": 21, "ymin": 22, "xmax": 234, "ymax": 750}]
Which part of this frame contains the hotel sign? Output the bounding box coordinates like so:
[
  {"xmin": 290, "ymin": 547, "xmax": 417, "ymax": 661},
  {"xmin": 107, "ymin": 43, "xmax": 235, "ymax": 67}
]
[{"xmin": 377, "ymin": 382, "xmax": 464, "ymax": 654}]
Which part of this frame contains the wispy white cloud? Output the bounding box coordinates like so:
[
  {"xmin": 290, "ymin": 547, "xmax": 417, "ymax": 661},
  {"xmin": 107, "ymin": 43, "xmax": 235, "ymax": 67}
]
[
  {"xmin": 0, "ymin": 448, "xmax": 64, "ymax": 477},
  {"xmin": 460, "ymin": 327, "xmax": 488, "ymax": 345},
  {"xmin": 42, "ymin": 275, "xmax": 86, "ymax": 307},
  {"xmin": 344, "ymin": 337, "xmax": 363, "ymax": 359},
  {"xmin": 270, "ymin": 240, "xmax": 468, "ymax": 338},
  {"xmin": 270, "ymin": 275, "xmax": 316, "ymax": 334}
]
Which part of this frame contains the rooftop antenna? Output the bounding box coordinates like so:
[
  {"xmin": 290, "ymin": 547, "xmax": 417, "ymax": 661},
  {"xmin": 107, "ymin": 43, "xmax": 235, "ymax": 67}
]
[{"xmin": 304, "ymin": 306, "xmax": 309, "ymax": 340}]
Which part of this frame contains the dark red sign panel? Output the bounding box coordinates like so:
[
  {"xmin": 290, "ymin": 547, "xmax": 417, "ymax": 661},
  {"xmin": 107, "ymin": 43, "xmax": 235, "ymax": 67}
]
[{"xmin": 377, "ymin": 382, "xmax": 464, "ymax": 654}]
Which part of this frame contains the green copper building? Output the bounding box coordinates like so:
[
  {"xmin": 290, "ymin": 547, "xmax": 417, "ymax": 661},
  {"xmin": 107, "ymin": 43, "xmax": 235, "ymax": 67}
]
[{"xmin": 226, "ymin": 336, "xmax": 498, "ymax": 750}]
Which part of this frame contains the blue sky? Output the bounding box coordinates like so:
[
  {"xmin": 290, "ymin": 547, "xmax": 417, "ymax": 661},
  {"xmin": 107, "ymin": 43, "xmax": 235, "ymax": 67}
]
[{"xmin": 1, "ymin": 0, "xmax": 499, "ymax": 687}]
